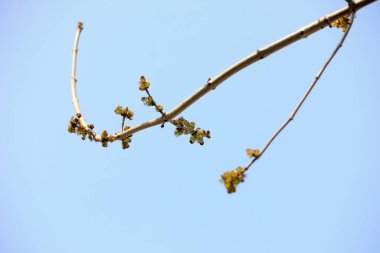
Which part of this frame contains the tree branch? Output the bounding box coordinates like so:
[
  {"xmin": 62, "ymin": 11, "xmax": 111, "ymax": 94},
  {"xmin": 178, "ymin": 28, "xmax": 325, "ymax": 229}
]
[
  {"xmin": 70, "ymin": 0, "xmax": 376, "ymax": 143},
  {"xmin": 243, "ymin": 12, "xmax": 356, "ymax": 172}
]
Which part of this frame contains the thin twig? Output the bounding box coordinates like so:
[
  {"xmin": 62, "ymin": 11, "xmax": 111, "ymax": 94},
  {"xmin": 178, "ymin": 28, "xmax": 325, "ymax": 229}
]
[
  {"xmin": 121, "ymin": 116, "xmax": 126, "ymax": 131},
  {"xmin": 70, "ymin": 0, "xmax": 375, "ymax": 143},
  {"xmin": 145, "ymin": 89, "xmax": 167, "ymax": 119},
  {"xmin": 144, "ymin": 88, "xmax": 175, "ymax": 127},
  {"xmin": 244, "ymin": 12, "xmax": 356, "ymax": 172}
]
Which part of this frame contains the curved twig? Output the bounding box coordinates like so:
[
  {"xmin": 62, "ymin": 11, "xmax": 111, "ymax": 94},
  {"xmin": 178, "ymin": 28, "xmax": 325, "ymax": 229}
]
[
  {"xmin": 70, "ymin": 22, "xmax": 98, "ymax": 139},
  {"xmin": 70, "ymin": 0, "xmax": 376, "ymax": 143}
]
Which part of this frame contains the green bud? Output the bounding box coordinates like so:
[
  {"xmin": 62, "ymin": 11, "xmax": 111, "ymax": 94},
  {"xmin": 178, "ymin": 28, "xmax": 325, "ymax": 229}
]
[
  {"xmin": 139, "ymin": 76, "xmax": 150, "ymax": 91},
  {"xmin": 114, "ymin": 106, "xmax": 123, "ymax": 115},
  {"xmin": 155, "ymin": 105, "xmax": 163, "ymax": 112},
  {"xmin": 220, "ymin": 167, "xmax": 247, "ymax": 193},
  {"xmin": 246, "ymin": 148, "xmax": 260, "ymax": 158}
]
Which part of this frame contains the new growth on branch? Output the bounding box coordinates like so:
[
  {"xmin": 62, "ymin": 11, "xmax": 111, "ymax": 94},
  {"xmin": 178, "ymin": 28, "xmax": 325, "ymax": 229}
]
[{"xmin": 69, "ymin": 0, "xmax": 376, "ymax": 193}]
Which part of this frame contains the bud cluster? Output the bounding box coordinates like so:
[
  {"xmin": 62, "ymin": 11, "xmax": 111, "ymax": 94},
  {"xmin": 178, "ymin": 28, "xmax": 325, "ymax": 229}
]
[
  {"xmin": 138, "ymin": 76, "xmax": 150, "ymax": 91},
  {"xmin": 67, "ymin": 113, "xmax": 95, "ymax": 141},
  {"xmin": 121, "ymin": 126, "xmax": 133, "ymax": 149},
  {"xmin": 331, "ymin": 14, "xmax": 350, "ymax": 32},
  {"xmin": 114, "ymin": 106, "xmax": 134, "ymax": 120},
  {"xmin": 114, "ymin": 106, "xmax": 134, "ymax": 149},
  {"xmin": 172, "ymin": 117, "xmax": 211, "ymax": 145},
  {"xmin": 246, "ymin": 148, "xmax": 260, "ymax": 158},
  {"xmin": 220, "ymin": 167, "xmax": 247, "ymax": 194},
  {"xmin": 141, "ymin": 96, "xmax": 154, "ymax": 106},
  {"xmin": 101, "ymin": 130, "xmax": 112, "ymax": 147}
]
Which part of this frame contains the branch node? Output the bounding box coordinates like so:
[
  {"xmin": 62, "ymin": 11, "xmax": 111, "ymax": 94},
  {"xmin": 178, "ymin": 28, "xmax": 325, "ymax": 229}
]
[
  {"xmin": 324, "ymin": 16, "xmax": 332, "ymax": 28},
  {"xmin": 207, "ymin": 78, "xmax": 216, "ymax": 90},
  {"xmin": 257, "ymin": 49, "xmax": 265, "ymax": 60}
]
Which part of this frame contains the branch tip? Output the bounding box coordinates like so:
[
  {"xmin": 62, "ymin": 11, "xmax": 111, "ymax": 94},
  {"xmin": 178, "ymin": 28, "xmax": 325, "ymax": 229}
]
[{"xmin": 77, "ymin": 21, "xmax": 84, "ymax": 30}]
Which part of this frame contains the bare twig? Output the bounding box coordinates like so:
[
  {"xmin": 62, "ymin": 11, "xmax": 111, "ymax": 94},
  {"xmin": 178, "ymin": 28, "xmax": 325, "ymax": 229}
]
[
  {"xmin": 144, "ymin": 88, "xmax": 175, "ymax": 128},
  {"xmin": 144, "ymin": 89, "xmax": 166, "ymax": 118},
  {"xmin": 70, "ymin": 0, "xmax": 376, "ymax": 143},
  {"xmin": 243, "ymin": 12, "xmax": 356, "ymax": 172},
  {"xmin": 121, "ymin": 116, "xmax": 126, "ymax": 131}
]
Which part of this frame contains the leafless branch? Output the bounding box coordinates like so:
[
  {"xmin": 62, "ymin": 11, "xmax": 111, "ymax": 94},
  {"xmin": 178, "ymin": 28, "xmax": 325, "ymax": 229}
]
[{"xmin": 243, "ymin": 12, "xmax": 356, "ymax": 172}]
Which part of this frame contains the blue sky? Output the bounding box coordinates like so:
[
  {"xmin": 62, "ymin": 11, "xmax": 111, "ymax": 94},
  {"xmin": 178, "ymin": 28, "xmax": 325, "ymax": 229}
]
[{"xmin": 1, "ymin": 1, "xmax": 379, "ymax": 252}]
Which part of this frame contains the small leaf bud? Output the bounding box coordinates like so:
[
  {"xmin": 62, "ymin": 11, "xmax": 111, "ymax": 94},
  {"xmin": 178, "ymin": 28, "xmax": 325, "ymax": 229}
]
[{"xmin": 246, "ymin": 148, "xmax": 260, "ymax": 158}]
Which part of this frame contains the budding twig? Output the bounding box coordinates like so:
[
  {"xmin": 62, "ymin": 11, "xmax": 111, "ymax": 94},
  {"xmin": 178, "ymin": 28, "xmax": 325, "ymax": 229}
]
[{"xmin": 70, "ymin": 0, "xmax": 375, "ymax": 144}]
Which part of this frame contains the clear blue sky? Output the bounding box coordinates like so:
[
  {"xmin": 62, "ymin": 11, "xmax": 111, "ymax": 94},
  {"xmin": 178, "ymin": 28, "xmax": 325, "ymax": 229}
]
[{"xmin": 1, "ymin": 1, "xmax": 379, "ymax": 252}]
